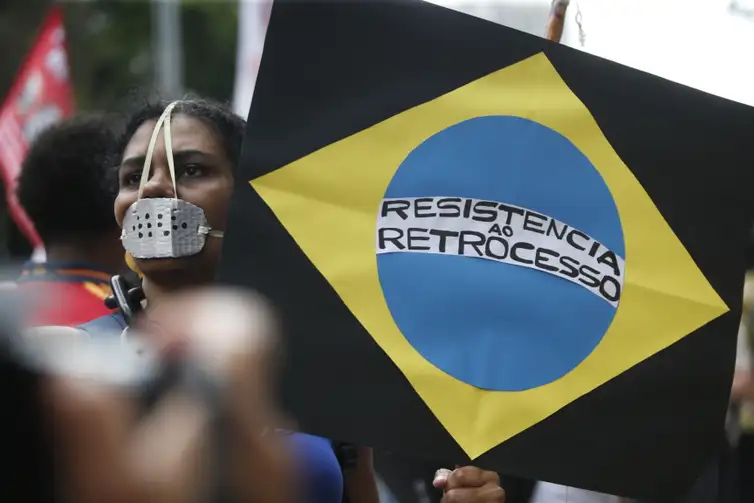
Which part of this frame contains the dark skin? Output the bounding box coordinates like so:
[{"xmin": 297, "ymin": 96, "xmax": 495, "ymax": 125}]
[
  {"xmin": 115, "ymin": 113, "xmax": 505, "ymax": 503},
  {"xmin": 45, "ymin": 231, "xmax": 124, "ymax": 275}
]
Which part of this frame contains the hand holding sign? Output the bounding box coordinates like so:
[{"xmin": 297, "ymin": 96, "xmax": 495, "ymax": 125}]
[{"xmin": 433, "ymin": 467, "xmax": 505, "ymax": 503}]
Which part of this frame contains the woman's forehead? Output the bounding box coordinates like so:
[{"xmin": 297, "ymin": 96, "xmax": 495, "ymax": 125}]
[{"xmin": 123, "ymin": 114, "xmax": 222, "ymax": 159}]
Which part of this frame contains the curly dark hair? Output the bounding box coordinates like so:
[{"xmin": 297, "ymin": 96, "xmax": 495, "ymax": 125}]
[
  {"xmin": 113, "ymin": 97, "xmax": 246, "ymax": 170},
  {"xmin": 16, "ymin": 114, "xmax": 119, "ymax": 246}
]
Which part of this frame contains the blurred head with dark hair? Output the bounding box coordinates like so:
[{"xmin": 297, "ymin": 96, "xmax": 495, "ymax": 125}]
[{"xmin": 16, "ymin": 115, "xmax": 123, "ymax": 274}]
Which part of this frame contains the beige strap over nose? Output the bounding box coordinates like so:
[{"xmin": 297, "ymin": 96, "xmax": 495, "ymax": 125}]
[{"xmin": 137, "ymin": 100, "xmax": 181, "ymax": 199}]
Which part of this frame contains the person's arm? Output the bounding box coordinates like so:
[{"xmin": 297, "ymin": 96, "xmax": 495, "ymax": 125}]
[
  {"xmin": 344, "ymin": 447, "xmax": 380, "ymax": 503},
  {"xmin": 731, "ymin": 322, "xmax": 753, "ymax": 402},
  {"xmin": 732, "ymin": 371, "xmax": 752, "ymax": 402}
]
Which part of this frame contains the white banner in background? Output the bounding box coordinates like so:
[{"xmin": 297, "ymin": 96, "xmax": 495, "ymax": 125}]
[
  {"xmin": 232, "ymin": 0, "xmax": 273, "ymax": 119},
  {"xmin": 428, "ymin": 0, "xmax": 754, "ymax": 107}
]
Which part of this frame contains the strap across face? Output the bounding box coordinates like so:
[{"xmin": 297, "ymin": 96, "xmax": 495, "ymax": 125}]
[{"xmin": 137, "ymin": 101, "xmax": 181, "ymax": 200}]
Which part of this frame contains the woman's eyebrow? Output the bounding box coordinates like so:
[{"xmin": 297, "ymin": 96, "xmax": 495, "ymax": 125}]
[
  {"xmin": 120, "ymin": 150, "xmax": 213, "ymax": 170},
  {"xmin": 172, "ymin": 149, "xmax": 213, "ymax": 163},
  {"xmin": 120, "ymin": 155, "xmax": 145, "ymax": 170}
]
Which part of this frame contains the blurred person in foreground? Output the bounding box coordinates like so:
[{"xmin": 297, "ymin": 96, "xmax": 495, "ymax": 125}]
[
  {"xmin": 55, "ymin": 98, "xmax": 505, "ymax": 503},
  {"xmin": 24, "ymin": 287, "xmax": 295, "ymax": 503},
  {"xmin": 15, "ymin": 115, "xmax": 124, "ymax": 326}
]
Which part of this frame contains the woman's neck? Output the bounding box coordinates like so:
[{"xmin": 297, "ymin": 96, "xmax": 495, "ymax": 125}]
[{"xmin": 141, "ymin": 271, "xmax": 213, "ymax": 309}]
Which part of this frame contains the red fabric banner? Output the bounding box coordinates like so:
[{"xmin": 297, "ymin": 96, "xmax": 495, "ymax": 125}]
[{"xmin": 0, "ymin": 6, "xmax": 75, "ymax": 250}]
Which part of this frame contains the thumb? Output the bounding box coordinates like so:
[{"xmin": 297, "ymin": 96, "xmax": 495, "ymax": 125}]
[{"xmin": 433, "ymin": 468, "xmax": 453, "ymax": 489}]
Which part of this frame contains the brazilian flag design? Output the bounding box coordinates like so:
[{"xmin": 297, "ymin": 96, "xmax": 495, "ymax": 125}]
[{"xmin": 218, "ymin": 1, "xmax": 754, "ymax": 499}]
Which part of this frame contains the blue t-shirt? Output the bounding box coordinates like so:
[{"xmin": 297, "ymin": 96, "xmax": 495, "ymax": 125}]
[
  {"xmin": 78, "ymin": 313, "xmax": 344, "ymax": 503},
  {"xmin": 288, "ymin": 433, "xmax": 344, "ymax": 503}
]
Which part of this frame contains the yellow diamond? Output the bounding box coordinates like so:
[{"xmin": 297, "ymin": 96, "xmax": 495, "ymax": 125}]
[{"xmin": 250, "ymin": 53, "xmax": 728, "ymax": 459}]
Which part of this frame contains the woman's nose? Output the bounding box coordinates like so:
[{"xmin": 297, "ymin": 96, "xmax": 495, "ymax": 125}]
[{"xmin": 140, "ymin": 165, "xmax": 176, "ymax": 199}]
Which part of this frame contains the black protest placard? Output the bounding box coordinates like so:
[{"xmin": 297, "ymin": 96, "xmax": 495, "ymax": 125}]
[{"xmin": 217, "ymin": 0, "xmax": 754, "ymax": 499}]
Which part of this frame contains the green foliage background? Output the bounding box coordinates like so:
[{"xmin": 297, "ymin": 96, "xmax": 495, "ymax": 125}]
[{"xmin": 0, "ymin": 0, "xmax": 239, "ymax": 259}]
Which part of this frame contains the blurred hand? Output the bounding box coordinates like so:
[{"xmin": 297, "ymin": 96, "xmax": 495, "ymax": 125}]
[
  {"xmin": 433, "ymin": 466, "xmax": 505, "ymax": 503},
  {"xmin": 42, "ymin": 287, "xmax": 294, "ymax": 503},
  {"xmin": 135, "ymin": 288, "xmax": 284, "ymax": 430}
]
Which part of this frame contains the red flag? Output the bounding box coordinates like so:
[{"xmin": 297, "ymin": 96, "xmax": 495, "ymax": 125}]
[{"xmin": 0, "ymin": 6, "xmax": 75, "ymax": 250}]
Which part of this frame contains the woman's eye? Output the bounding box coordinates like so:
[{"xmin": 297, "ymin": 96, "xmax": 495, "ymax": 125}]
[
  {"xmin": 123, "ymin": 172, "xmax": 141, "ymax": 186},
  {"xmin": 181, "ymin": 164, "xmax": 204, "ymax": 178}
]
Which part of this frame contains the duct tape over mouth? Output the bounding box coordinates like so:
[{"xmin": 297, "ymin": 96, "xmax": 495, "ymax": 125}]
[{"xmin": 120, "ymin": 101, "xmax": 224, "ymax": 259}]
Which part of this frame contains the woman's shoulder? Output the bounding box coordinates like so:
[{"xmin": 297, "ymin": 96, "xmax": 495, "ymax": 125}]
[
  {"xmin": 77, "ymin": 312, "xmax": 127, "ymax": 337},
  {"xmin": 284, "ymin": 433, "xmax": 344, "ymax": 503},
  {"xmin": 286, "ymin": 432, "xmax": 333, "ymax": 447},
  {"xmin": 286, "ymin": 432, "xmax": 341, "ymax": 470},
  {"xmin": 23, "ymin": 313, "xmax": 121, "ymax": 342},
  {"xmin": 24, "ymin": 325, "xmax": 91, "ymax": 343}
]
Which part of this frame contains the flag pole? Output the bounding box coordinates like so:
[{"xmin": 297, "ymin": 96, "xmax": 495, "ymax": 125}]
[
  {"xmin": 545, "ymin": 0, "xmax": 570, "ymax": 42},
  {"xmin": 152, "ymin": 0, "xmax": 184, "ymax": 98}
]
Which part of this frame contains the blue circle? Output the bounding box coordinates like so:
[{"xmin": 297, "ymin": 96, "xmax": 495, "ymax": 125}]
[{"xmin": 376, "ymin": 116, "xmax": 624, "ymax": 391}]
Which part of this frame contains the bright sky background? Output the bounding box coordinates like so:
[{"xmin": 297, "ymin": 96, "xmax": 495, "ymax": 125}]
[{"xmin": 426, "ymin": 0, "xmax": 754, "ymax": 107}]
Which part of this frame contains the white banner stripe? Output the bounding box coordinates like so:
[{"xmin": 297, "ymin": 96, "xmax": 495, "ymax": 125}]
[{"xmin": 376, "ymin": 197, "xmax": 624, "ymax": 307}]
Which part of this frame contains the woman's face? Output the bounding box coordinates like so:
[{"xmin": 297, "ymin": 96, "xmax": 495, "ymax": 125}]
[{"xmin": 114, "ymin": 114, "xmax": 234, "ymax": 279}]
